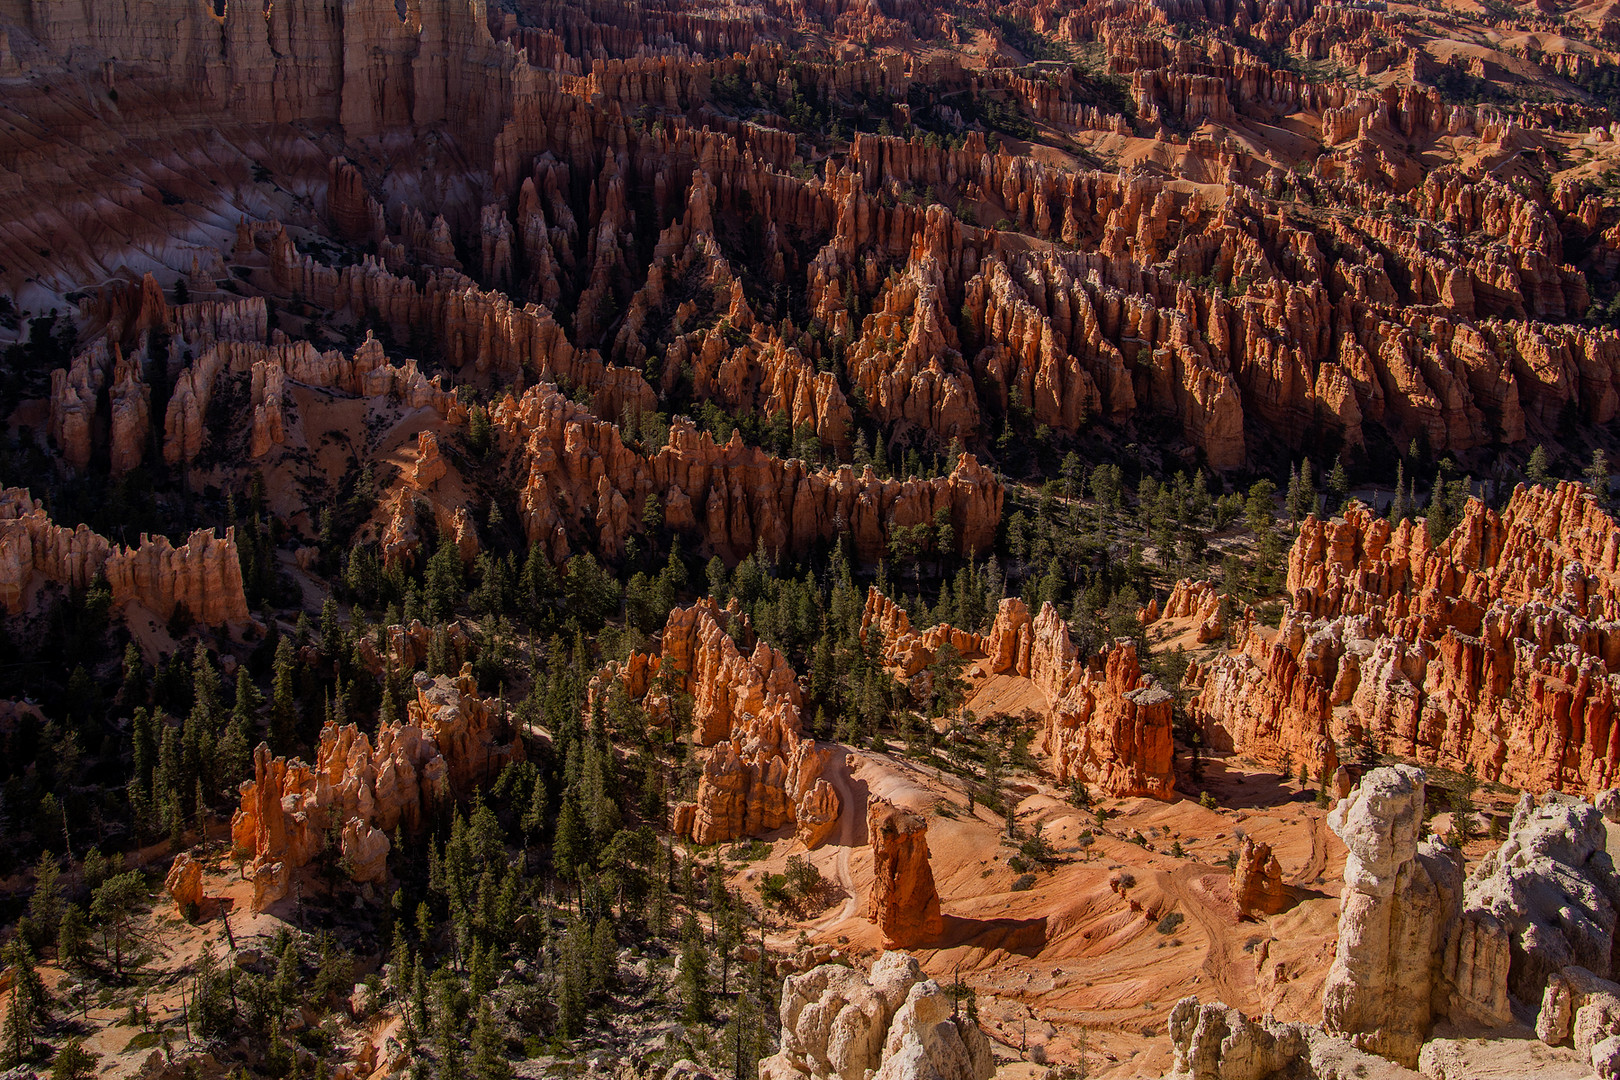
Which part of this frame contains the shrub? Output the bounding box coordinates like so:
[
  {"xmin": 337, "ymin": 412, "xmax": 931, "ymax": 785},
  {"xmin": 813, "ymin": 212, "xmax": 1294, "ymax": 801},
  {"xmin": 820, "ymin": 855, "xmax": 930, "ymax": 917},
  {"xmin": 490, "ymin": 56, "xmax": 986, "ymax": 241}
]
[
  {"xmin": 1010, "ymin": 874, "xmax": 1037, "ymax": 892},
  {"xmin": 1156, "ymin": 912, "xmax": 1184, "ymax": 935}
]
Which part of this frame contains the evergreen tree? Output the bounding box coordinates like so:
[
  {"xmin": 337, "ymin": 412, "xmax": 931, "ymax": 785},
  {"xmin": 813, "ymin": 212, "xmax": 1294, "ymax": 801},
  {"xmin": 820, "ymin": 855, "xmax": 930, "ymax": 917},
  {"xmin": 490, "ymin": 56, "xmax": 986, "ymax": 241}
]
[
  {"xmin": 49, "ymin": 1039, "xmax": 98, "ymax": 1080},
  {"xmin": 270, "ymin": 635, "xmax": 299, "ymax": 753},
  {"xmin": 1526, "ymin": 444, "xmax": 1551, "ymax": 487},
  {"xmin": 1587, "ymin": 448, "xmax": 1612, "ymax": 509},
  {"xmin": 26, "ymin": 852, "xmax": 63, "ymax": 951},
  {"xmin": 1, "ymin": 940, "xmax": 49, "ymax": 1066},
  {"xmin": 90, "ymin": 872, "xmax": 146, "ymax": 976},
  {"xmin": 469, "ymin": 1001, "xmax": 512, "ymax": 1080},
  {"xmin": 57, "ymin": 904, "xmax": 90, "ymax": 969},
  {"xmin": 1387, "ymin": 462, "xmax": 1411, "ymax": 525},
  {"xmin": 677, "ymin": 915, "xmax": 710, "ymax": 1024},
  {"xmin": 1328, "ymin": 457, "xmax": 1350, "ymax": 514}
]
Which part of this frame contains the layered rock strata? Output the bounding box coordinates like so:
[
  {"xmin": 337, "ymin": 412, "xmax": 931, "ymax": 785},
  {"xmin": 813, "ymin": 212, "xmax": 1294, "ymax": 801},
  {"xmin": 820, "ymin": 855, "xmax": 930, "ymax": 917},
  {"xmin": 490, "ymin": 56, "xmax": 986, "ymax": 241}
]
[{"xmin": 1233, "ymin": 837, "xmax": 1289, "ymax": 919}]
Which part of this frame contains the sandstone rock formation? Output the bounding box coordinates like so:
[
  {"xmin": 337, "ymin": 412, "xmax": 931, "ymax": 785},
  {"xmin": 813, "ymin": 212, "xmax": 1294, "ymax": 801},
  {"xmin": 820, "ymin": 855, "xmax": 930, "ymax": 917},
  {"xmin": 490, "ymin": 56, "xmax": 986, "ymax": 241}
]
[
  {"xmin": 1190, "ymin": 482, "xmax": 1620, "ymax": 796},
  {"xmin": 1157, "ymin": 579, "xmax": 1226, "ymax": 643},
  {"xmin": 1232, "ymin": 837, "xmax": 1289, "ymax": 920},
  {"xmin": 867, "ymin": 797, "xmax": 944, "ymax": 949},
  {"xmin": 164, "ymin": 853, "xmax": 202, "ymax": 916},
  {"xmin": 1321, "ymin": 766, "xmax": 1519, "ymax": 1065},
  {"xmin": 1465, "ymin": 792, "xmax": 1620, "ymax": 1008},
  {"xmin": 602, "ymin": 599, "xmax": 838, "ymax": 848},
  {"xmin": 857, "ymin": 590, "xmax": 1175, "ymax": 800},
  {"xmin": 230, "ymin": 665, "xmax": 522, "ymax": 911},
  {"xmin": 760, "ymin": 952, "xmax": 993, "ymax": 1080},
  {"xmin": 493, "ymin": 382, "xmax": 1001, "ymax": 568},
  {"xmin": 1167, "ymin": 998, "xmax": 1419, "ymax": 1080},
  {"xmin": 0, "ymin": 488, "xmax": 249, "ymax": 627},
  {"xmin": 1321, "ymin": 766, "xmax": 1461, "ymax": 1066}
]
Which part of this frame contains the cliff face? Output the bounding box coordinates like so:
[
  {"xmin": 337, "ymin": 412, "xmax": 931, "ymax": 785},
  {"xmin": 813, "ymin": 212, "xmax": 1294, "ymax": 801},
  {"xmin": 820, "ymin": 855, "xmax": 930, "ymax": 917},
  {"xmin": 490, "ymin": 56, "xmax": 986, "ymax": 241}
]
[
  {"xmin": 601, "ymin": 599, "xmax": 839, "ymax": 849},
  {"xmin": 1190, "ymin": 482, "xmax": 1620, "ymax": 796},
  {"xmin": 5, "ymin": 0, "xmax": 510, "ymax": 148},
  {"xmin": 0, "ymin": 487, "xmax": 248, "ymax": 626},
  {"xmin": 229, "ymin": 664, "xmax": 522, "ymax": 911}
]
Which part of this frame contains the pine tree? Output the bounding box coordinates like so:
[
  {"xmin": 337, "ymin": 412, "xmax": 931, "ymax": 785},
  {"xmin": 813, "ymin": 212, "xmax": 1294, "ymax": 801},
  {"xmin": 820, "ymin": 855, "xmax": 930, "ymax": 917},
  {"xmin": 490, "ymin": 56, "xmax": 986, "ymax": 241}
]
[
  {"xmin": 270, "ymin": 635, "xmax": 298, "ymax": 753},
  {"xmin": 26, "ymin": 852, "xmax": 63, "ymax": 951},
  {"xmin": 1526, "ymin": 444, "xmax": 1551, "ymax": 487},
  {"xmin": 1, "ymin": 939, "xmax": 49, "ymax": 1066},
  {"xmin": 469, "ymin": 1001, "xmax": 512, "ymax": 1080},
  {"xmin": 1587, "ymin": 448, "xmax": 1612, "ymax": 510},
  {"xmin": 591, "ymin": 918, "xmax": 616, "ymax": 993},
  {"xmin": 57, "ymin": 904, "xmax": 89, "ymax": 969},
  {"xmin": 48, "ymin": 1038, "xmax": 97, "ymax": 1080},
  {"xmin": 553, "ymin": 789, "xmax": 585, "ymax": 898},
  {"xmin": 1328, "ymin": 458, "xmax": 1350, "ymax": 514},
  {"xmin": 677, "ymin": 915, "xmax": 709, "ymax": 1024}
]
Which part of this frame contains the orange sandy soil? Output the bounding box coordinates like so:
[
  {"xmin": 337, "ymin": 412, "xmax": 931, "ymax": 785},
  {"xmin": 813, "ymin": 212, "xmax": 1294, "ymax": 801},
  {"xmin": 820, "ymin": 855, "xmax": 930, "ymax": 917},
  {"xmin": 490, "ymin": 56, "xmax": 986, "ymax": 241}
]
[{"xmin": 729, "ymin": 610, "xmax": 1582, "ymax": 1077}]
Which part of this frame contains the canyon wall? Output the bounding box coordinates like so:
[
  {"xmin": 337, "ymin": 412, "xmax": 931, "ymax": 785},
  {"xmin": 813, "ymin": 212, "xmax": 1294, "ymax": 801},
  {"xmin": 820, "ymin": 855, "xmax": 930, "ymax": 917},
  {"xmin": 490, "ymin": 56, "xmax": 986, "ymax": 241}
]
[
  {"xmin": 0, "ymin": 487, "xmax": 248, "ymax": 626},
  {"xmin": 1189, "ymin": 481, "xmax": 1620, "ymax": 796}
]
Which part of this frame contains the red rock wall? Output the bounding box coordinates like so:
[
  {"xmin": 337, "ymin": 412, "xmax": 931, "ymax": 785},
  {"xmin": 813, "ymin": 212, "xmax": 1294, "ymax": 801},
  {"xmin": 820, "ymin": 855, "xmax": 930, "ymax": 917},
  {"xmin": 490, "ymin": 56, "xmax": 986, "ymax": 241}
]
[
  {"xmin": 1191, "ymin": 482, "xmax": 1620, "ymax": 795},
  {"xmin": 0, "ymin": 487, "xmax": 248, "ymax": 626},
  {"xmin": 230, "ymin": 664, "xmax": 523, "ymax": 911}
]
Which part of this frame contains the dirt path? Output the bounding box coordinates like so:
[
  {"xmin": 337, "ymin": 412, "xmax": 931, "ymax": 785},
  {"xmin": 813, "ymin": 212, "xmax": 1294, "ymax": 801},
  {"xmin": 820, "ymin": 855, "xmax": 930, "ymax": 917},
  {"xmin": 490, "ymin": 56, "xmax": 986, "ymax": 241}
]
[
  {"xmin": 765, "ymin": 747, "xmax": 867, "ymax": 947},
  {"xmin": 1289, "ymin": 815, "xmax": 1327, "ymax": 887},
  {"xmin": 816, "ymin": 748, "xmax": 865, "ymax": 928},
  {"xmin": 1158, "ymin": 863, "xmax": 1257, "ymax": 1014}
]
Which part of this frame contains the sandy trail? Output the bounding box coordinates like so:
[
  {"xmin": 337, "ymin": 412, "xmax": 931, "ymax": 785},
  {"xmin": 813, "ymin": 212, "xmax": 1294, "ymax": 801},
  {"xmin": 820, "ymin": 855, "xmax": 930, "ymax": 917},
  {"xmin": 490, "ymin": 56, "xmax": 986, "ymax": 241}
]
[
  {"xmin": 1290, "ymin": 815, "xmax": 1328, "ymax": 887},
  {"xmin": 1158, "ymin": 863, "xmax": 1257, "ymax": 1015}
]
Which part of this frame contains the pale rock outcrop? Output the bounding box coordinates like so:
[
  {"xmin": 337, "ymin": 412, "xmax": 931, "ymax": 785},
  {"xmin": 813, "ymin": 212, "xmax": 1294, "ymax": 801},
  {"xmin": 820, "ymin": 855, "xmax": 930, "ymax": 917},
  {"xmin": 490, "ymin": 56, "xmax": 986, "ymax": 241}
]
[
  {"xmin": 867, "ymin": 797, "xmax": 944, "ymax": 949},
  {"xmin": 1167, "ymin": 998, "xmax": 1422, "ymax": 1080},
  {"xmin": 759, "ymin": 952, "xmax": 992, "ymax": 1080},
  {"xmin": 1465, "ymin": 792, "xmax": 1620, "ymax": 1006},
  {"xmin": 1321, "ymin": 766, "xmax": 1461, "ymax": 1067}
]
